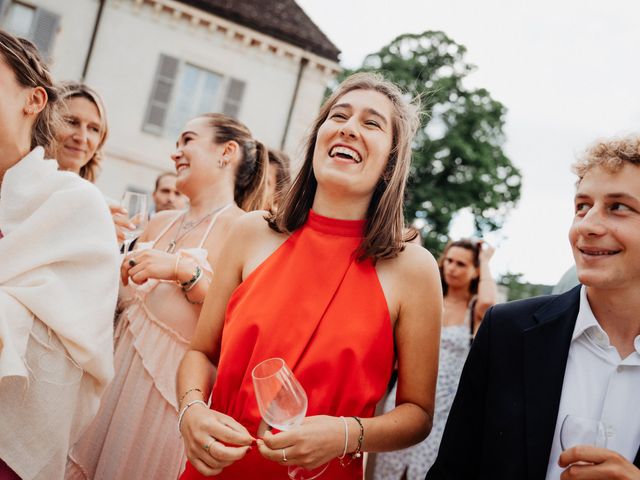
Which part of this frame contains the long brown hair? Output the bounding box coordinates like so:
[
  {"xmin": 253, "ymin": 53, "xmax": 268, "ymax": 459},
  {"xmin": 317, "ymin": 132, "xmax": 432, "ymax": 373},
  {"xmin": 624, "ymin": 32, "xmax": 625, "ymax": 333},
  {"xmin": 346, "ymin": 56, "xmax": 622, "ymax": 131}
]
[
  {"xmin": 268, "ymin": 72, "xmax": 421, "ymax": 261},
  {"xmin": 0, "ymin": 29, "xmax": 62, "ymax": 155},
  {"xmin": 438, "ymin": 238, "xmax": 481, "ymax": 296},
  {"xmin": 267, "ymin": 149, "xmax": 291, "ymax": 210},
  {"xmin": 60, "ymin": 82, "xmax": 109, "ymax": 183},
  {"xmin": 199, "ymin": 113, "xmax": 269, "ymax": 211}
]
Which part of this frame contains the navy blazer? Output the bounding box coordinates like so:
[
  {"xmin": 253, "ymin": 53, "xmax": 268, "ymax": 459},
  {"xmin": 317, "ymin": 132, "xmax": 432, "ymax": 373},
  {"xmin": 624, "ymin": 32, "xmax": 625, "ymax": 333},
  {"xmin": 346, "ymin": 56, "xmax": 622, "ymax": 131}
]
[{"xmin": 426, "ymin": 286, "xmax": 640, "ymax": 480}]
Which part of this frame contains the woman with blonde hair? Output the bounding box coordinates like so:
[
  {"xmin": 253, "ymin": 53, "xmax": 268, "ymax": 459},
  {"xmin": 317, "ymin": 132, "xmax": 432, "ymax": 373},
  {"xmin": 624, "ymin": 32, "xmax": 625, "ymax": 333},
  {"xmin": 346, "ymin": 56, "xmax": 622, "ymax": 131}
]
[
  {"xmin": 0, "ymin": 30, "xmax": 119, "ymax": 479},
  {"xmin": 66, "ymin": 113, "xmax": 270, "ymax": 480},
  {"xmin": 176, "ymin": 72, "xmax": 442, "ymax": 479},
  {"xmin": 56, "ymin": 82, "xmax": 108, "ymax": 183}
]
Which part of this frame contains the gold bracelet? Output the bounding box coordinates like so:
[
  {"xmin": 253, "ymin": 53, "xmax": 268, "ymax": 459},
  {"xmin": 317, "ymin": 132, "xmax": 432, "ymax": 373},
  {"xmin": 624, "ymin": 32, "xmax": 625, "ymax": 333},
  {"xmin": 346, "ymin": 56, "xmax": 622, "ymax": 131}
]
[{"xmin": 178, "ymin": 387, "xmax": 203, "ymax": 407}]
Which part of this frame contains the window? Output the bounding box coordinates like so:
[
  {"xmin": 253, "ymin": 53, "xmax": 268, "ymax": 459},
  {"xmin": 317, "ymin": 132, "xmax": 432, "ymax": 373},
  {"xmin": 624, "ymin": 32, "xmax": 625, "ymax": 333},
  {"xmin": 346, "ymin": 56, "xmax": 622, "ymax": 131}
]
[
  {"xmin": 4, "ymin": 1, "xmax": 34, "ymax": 38},
  {"xmin": 166, "ymin": 64, "xmax": 223, "ymax": 138},
  {"xmin": 143, "ymin": 54, "xmax": 246, "ymax": 137},
  {"xmin": 0, "ymin": 0, "xmax": 60, "ymax": 60}
]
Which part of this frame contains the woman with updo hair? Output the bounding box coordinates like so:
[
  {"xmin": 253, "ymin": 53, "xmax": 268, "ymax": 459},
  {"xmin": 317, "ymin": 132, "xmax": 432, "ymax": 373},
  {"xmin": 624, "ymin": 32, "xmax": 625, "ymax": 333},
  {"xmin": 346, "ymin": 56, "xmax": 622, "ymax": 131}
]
[
  {"xmin": 0, "ymin": 30, "xmax": 119, "ymax": 479},
  {"xmin": 66, "ymin": 113, "xmax": 270, "ymax": 480}
]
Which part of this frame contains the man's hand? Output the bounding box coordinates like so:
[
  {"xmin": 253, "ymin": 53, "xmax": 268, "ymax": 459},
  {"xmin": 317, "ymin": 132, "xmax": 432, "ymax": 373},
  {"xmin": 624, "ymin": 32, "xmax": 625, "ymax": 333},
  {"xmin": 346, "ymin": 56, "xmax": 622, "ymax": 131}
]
[{"xmin": 559, "ymin": 445, "xmax": 640, "ymax": 479}]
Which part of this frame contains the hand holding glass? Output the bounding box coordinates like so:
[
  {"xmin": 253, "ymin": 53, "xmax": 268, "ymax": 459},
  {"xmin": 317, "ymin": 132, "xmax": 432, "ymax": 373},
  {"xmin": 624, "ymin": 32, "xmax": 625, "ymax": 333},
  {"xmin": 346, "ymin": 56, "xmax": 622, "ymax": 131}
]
[
  {"xmin": 252, "ymin": 358, "xmax": 328, "ymax": 479},
  {"xmin": 121, "ymin": 192, "xmax": 148, "ymax": 249},
  {"xmin": 560, "ymin": 414, "xmax": 607, "ymax": 450}
]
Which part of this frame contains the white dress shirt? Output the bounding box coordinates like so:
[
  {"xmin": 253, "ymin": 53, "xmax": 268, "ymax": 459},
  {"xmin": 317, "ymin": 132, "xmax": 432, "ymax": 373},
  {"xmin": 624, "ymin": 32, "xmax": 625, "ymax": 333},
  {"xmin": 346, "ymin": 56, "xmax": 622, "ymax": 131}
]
[{"xmin": 545, "ymin": 286, "xmax": 640, "ymax": 479}]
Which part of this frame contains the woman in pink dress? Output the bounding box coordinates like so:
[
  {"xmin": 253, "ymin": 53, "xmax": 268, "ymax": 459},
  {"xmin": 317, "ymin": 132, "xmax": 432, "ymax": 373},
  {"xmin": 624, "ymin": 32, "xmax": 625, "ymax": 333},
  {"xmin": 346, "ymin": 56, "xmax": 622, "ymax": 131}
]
[{"xmin": 66, "ymin": 114, "xmax": 270, "ymax": 480}]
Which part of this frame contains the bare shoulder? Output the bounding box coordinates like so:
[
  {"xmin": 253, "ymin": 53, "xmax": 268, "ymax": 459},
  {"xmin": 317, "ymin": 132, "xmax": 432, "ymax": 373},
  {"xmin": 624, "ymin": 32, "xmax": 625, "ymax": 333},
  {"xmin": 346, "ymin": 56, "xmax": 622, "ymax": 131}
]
[
  {"xmin": 232, "ymin": 211, "xmax": 289, "ymax": 280},
  {"xmin": 376, "ymin": 243, "xmax": 441, "ymax": 325},
  {"xmin": 225, "ymin": 210, "xmax": 281, "ymax": 244},
  {"xmin": 384, "ymin": 243, "xmax": 440, "ymax": 283}
]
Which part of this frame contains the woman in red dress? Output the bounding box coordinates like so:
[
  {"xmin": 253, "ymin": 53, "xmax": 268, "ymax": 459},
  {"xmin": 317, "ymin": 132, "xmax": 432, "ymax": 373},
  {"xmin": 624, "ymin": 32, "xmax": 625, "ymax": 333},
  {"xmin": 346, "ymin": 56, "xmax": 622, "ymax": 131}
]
[{"xmin": 176, "ymin": 73, "xmax": 443, "ymax": 479}]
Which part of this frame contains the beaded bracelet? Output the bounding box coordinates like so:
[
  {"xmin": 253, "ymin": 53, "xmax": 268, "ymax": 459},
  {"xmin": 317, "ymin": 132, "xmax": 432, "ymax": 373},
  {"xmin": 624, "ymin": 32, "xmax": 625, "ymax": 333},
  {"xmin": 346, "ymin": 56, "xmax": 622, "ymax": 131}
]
[
  {"xmin": 181, "ymin": 265, "xmax": 202, "ymax": 292},
  {"xmin": 177, "ymin": 399, "xmax": 207, "ymax": 435}
]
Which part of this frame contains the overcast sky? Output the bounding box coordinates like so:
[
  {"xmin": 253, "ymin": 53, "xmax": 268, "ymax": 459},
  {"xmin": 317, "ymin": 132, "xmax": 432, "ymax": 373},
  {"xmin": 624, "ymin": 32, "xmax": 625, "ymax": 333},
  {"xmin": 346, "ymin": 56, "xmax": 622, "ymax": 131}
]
[{"xmin": 297, "ymin": 0, "xmax": 640, "ymax": 284}]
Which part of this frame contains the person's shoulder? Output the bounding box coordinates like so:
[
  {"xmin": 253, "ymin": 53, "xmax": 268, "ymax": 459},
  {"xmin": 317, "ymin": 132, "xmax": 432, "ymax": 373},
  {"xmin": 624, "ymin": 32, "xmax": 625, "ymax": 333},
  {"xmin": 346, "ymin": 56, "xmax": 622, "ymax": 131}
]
[
  {"xmin": 231, "ymin": 210, "xmax": 279, "ymax": 237},
  {"xmin": 487, "ymin": 287, "xmax": 580, "ymax": 330},
  {"xmin": 380, "ymin": 242, "xmax": 440, "ymax": 287},
  {"xmin": 392, "ymin": 242, "xmax": 438, "ymax": 274}
]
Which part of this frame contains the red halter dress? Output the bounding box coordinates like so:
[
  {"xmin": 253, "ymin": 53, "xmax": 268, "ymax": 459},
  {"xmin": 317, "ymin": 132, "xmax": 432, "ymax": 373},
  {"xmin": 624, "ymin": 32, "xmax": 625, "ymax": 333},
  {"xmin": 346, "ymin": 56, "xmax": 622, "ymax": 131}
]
[{"xmin": 181, "ymin": 210, "xmax": 394, "ymax": 479}]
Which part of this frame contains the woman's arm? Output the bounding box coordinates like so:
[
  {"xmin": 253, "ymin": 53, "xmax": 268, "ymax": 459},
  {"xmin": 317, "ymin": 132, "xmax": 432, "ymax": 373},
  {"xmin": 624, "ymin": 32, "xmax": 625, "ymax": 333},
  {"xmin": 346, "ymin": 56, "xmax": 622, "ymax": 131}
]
[
  {"xmin": 175, "ymin": 215, "xmax": 260, "ymax": 476},
  {"xmin": 257, "ymin": 244, "xmax": 443, "ymax": 469},
  {"xmin": 474, "ymin": 241, "xmax": 497, "ymax": 326}
]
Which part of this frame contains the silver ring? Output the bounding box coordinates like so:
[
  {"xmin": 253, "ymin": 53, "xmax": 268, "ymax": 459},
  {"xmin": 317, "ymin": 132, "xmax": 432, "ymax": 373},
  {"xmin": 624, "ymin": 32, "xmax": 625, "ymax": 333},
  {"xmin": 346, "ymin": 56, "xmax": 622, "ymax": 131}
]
[
  {"xmin": 203, "ymin": 437, "xmax": 214, "ymax": 453},
  {"xmin": 282, "ymin": 448, "xmax": 287, "ymax": 462}
]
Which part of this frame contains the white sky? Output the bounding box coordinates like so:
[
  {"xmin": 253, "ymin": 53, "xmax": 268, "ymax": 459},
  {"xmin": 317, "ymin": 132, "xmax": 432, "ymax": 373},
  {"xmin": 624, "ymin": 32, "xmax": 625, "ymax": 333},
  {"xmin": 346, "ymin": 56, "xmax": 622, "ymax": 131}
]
[{"xmin": 296, "ymin": 0, "xmax": 640, "ymax": 284}]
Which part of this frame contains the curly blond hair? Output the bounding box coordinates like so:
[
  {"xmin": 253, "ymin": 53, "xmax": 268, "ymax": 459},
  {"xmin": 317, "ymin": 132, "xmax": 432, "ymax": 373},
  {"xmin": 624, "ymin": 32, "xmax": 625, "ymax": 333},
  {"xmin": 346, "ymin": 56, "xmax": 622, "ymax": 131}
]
[{"xmin": 573, "ymin": 136, "xmax": 640, "ymax": 179}]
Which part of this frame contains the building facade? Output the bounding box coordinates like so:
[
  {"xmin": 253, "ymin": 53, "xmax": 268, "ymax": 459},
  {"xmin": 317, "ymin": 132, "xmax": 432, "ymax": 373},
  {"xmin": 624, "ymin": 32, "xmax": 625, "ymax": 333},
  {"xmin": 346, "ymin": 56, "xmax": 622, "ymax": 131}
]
[{"xmin": 0, "ymin": 0, "xmax": 340, "ymax": 199}]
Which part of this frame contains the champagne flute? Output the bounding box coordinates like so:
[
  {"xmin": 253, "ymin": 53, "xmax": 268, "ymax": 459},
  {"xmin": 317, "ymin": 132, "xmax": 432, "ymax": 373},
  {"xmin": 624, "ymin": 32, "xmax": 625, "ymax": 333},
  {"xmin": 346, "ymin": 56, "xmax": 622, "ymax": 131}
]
[
  {"xmin": 121, "ymin": 191, "xmax": 148, "ymax": 252},
  {"xmin": 252, "ymin": 358, "xmax": 329, "ymax": 480},
  {"xmin": 560, "ymin": 414, "xmax": 607, "ymax": 451}
]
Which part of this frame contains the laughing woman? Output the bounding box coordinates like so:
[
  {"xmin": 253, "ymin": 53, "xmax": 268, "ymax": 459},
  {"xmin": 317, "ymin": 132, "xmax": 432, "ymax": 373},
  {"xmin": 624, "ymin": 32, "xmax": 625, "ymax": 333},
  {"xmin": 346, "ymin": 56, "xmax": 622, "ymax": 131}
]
[
  {"xmin": 176, "ymin": 73, "xmax": 442, "ymax": 479},
  {"xmin": 66, "ymin": 114, "xmax": 269, "ymax": 480}
]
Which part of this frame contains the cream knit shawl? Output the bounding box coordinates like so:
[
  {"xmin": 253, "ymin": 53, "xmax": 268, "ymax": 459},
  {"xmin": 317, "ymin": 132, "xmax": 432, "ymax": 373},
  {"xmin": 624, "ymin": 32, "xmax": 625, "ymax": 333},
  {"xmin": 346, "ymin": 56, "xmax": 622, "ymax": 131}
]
[{"xmin": 0, "ymin": 148, "xmax": 119, "ymax": 477}]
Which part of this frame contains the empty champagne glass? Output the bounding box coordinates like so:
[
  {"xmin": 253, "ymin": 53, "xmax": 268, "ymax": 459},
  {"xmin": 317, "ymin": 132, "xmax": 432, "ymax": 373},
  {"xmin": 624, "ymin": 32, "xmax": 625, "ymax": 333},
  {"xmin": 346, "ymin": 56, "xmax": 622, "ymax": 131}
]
[
  {"xmin": 252, "ymin": 358, "xmax": 328, "ymax": 479},
  {"xmin": 560, "ymin": 414, "xmax": 607, "ymax": 451},
  {"xmin": 121, "ymin": 191, "xmax": 148, "ymax": 251}
]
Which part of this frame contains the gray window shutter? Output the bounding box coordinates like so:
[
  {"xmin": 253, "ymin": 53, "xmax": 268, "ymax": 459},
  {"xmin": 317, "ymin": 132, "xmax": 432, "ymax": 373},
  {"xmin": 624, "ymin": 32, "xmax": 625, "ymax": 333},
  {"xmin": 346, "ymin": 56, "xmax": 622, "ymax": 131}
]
[
  {"xmin": 222, "ymin": 78, "xmax": 245, "ymax": 118},
  {"xmin": 31, "ymin": 7, "xmax": 60, "ymax": 61},
  {"xmin": 143, "ymin": 54, "xmax": 179, "ymax": 135}
]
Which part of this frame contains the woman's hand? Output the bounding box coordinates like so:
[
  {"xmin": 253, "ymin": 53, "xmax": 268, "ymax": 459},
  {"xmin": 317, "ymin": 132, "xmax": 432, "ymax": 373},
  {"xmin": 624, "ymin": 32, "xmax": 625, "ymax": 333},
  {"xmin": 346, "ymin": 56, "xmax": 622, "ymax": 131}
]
[
  {"xmin": 180, "ymin": 403, "xmax": 254, "ymax": 476},
  {"xmin": 121, "ymin": 249, "xmax": 187, "ymax": 285},
  {"xmin": 257, "ymin": 415, "xmax": 345, "ymax": 470},
  {"xmin": 477, "ymin": 240, "xmax": 495, "ymax": 265},
  {"xmin": 109, "ymin": 205, "xmax": 135, "ymax": 244}
]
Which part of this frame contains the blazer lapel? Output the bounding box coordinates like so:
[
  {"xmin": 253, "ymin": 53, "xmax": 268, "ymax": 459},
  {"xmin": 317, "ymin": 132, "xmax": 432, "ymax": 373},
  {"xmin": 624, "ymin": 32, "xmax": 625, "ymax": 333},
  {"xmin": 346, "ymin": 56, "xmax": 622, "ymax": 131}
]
[
  {"xmin": 523, "ymin": 287, "xmax": 581, "ymax": 480},
  {"xmin": 634, "ymin": 447, "xmax": 640, "ymax": 468}
]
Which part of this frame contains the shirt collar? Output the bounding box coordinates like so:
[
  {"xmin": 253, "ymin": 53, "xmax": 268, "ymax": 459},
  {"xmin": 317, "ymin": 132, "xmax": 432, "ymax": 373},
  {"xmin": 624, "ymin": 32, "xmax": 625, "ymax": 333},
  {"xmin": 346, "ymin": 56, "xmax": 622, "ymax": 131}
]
[
  {"xmin": 572, "ymin": 286, "xmax": 640, "ymax": 356},
  {"xmin": 572, "ymin": 285, "xmax": 605, "ymax": 342}
]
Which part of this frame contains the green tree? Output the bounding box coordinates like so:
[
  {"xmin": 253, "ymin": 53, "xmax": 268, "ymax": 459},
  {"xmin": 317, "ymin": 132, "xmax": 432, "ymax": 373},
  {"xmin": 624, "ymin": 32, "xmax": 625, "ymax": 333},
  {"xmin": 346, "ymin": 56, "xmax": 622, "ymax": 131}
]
[
  {"xmin": 339, "ymin": 30, "xmax": 522, "ymax": 252},
  {"xmin": 498, "ymin": 272, "xmax": 552, "ymax": 301}
]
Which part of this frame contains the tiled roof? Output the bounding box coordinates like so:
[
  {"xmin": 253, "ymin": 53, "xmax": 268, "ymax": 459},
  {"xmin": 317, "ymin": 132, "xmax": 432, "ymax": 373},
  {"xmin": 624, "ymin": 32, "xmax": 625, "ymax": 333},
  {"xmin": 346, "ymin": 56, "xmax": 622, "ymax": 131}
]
[{"xmin": 175, "ymin": 0, "xmax": 340, "ymax": 62}]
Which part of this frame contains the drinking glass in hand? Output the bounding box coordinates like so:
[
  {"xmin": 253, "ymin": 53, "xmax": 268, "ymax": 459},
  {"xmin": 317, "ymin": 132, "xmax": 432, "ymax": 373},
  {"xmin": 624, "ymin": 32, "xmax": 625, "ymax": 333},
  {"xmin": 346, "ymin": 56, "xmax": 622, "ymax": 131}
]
[
  {"xmin": 252, "ymin": 358, "xmax": 328, "ymax": 480},
  {"xmin": 560, "ymin": 414, "xmax": 607, "ymax": 451},
  {"xmin": 121, "ymin": 191, "xmax": 148, "ymax": 250}
]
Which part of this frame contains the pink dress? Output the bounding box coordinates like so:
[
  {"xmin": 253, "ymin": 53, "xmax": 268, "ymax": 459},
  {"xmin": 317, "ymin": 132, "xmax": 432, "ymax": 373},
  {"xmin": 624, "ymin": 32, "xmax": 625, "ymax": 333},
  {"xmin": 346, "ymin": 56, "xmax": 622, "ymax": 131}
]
[{"xmin": 66, "ymin": 211, "xmax": 225, "ymax": 480}]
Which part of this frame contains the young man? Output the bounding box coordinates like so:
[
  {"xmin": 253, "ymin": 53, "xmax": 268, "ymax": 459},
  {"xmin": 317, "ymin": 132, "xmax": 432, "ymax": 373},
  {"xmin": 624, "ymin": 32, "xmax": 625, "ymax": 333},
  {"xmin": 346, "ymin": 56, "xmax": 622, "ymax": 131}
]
[
  {"xmin": 152, "ymin": 171, "xmax": 186, "ymax": 213},
  {"xmin": 427, "ymin": 136, "xmax": 640, "ymax": 479}
]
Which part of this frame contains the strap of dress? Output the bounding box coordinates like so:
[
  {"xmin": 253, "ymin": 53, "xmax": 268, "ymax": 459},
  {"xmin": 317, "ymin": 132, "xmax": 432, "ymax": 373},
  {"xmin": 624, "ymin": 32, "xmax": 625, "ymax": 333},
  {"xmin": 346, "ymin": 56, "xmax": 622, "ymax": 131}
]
[
  {"xmin": 197, "ymin": 203, "xmax": 233, "ymax": 248},
  {"xmin": 150, "ymin": 211, "xmax": 185, "ymax": 247}
]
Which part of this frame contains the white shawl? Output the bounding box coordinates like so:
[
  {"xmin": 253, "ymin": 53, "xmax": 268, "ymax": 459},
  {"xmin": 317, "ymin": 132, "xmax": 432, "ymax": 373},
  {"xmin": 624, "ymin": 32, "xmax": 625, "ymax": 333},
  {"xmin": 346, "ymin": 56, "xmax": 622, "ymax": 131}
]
[{"xmin": 0, "ymin": 148, "xmax": 119, "ymax": 477}]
